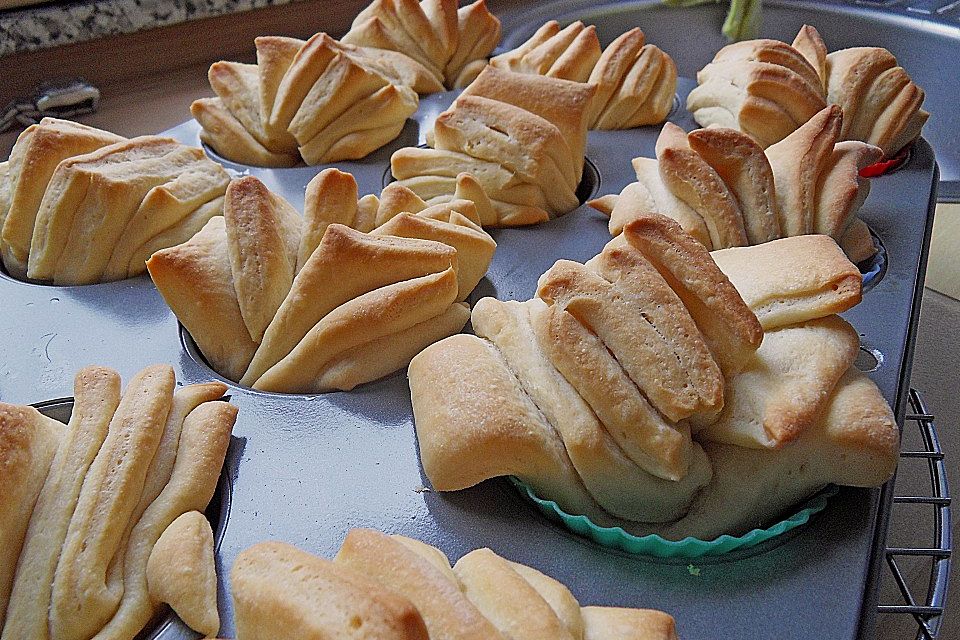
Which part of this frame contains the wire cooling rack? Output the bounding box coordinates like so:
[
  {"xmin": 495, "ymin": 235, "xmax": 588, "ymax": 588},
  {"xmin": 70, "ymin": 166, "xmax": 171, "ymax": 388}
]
[{"xmin": 878, "ymin": 389, "xmax": 952, "ymax": 639}]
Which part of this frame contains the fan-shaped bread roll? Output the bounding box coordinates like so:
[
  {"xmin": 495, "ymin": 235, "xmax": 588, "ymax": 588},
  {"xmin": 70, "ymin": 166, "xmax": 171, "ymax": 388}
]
[
  {"xmin": 492, "ymin": 22, "xmax": 677, "ymax": 129},
  {"xmin": 409, "ymin": 214, "xmax": 894, "ymax": 539},
  {"xmin": 591, "ymin": 106, "xmax": 880, "ymax": 261},
  {"xmin": 826, "ymin": 46, "xmax": 928, "ymax": 157},
  {"xmin": 0, "ymin": 118, "xmax": 124, "ymax": 277},
  {"xmin": 342, "ymin": 0, "xmax": 501, "ymax": 89},
  {"xmin": 391, "ymin": 66, "xmax": 594, "ymax": 223},
  {"xmin": 687, "ymin": 29, "xmax": 828, "ymax": 147},
  {"xmin": 0, "ymin": 129, "xmax": 230, "ymax": 285},
  {"xmin": 151, "ymin": 175, "xmax": 493, "ymax": 392},
  {"xmin": 581, "ymin": 607, "xmax": 679, "ymax": 640},
  {"xmin": 689, "ymin": 25, "xmax": 926, "ymax": 158},
  {"xmin": 195, "ymin": 31, "xmax": 423, "ymax": 166}
]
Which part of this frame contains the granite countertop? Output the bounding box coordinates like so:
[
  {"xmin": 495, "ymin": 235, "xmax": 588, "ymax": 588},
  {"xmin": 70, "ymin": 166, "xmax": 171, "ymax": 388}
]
[{"xmin": 0, "ymin": 0, "xmax": 304, "ymax": 56}]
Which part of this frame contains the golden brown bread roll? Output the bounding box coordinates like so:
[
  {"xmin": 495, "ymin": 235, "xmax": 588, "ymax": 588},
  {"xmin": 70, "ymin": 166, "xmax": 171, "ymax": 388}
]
[
  {"xmin": 592, "ymin": 106, "xmax": 879, "ymax": 261},
  {"xmin": 826, "ymin": 46, "xmax": 928, "ymax": 157},
  {"xmin": 0, "ymin": 403, "xmax": 63, "ymax": 629},
  {"xmin": 687, "ymin": 28, "xmax": 828, "ymax": 147},
  {"xmin": 492, "ymin": 21, "xmax": 677, "ymax": 130},
  {"xmin": 195, "ymin": 31, "xmax": 422, "ymax": 166},
  {"xmin": 232, "ymin": 541, "xmax": 430, "ymax": 640},
  {"xmin": 342, "ymin": 0, "xmax": 501, "ymax": 89},
  {"xmin": 231, "ymin": 532, "xmax": 679, "ymax": 639},
  {"xmin": 1, "ymin": 119, "xmax": 124, "ymax": 278},
  {"xmin": 149, "ymin": 175, "xmax": 493, "ymax": 392}
]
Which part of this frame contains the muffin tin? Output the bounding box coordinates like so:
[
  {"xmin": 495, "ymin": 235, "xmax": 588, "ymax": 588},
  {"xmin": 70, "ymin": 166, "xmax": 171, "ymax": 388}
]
[{"xmin": 0, "ymin": 4, "xmax": 940, "ymax": 638}]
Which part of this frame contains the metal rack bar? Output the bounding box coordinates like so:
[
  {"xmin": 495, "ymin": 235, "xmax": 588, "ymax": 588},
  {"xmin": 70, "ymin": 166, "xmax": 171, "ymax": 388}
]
[{"xmin": 877, "ymin": 389, "xmax": 952, "ymax": 639}]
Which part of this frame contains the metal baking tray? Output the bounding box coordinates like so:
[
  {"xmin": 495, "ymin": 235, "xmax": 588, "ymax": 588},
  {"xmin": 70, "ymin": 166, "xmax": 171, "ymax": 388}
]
[{"xmin": 0, "ymin": 5, "xmax": 939, "ymax": 639}]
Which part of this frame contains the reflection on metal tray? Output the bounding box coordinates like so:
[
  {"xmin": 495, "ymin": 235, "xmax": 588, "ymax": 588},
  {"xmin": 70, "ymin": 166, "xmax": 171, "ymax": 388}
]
[{"xmin": 0, "ymin": 11, "xmax": 941, "ymax": 640}]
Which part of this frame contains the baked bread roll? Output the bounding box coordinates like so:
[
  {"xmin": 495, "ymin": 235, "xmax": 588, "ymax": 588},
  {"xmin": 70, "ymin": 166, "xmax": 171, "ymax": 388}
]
[
  {"xmin": 590, "ymin": 106, "xmax": 880, "ymax": 261},
  {"xmin": 342, "ymin": 0, "xmax": 501, "ymax": 89},
  {"xmin": 195, "ymin": 32, "xmax": 421, "ymax": 166},
  {"xmin": 688, "ymin": 29, "xmax": 827, "ymax": 147},
  {"xmin": 0, "ymin": 118, "xmax": 124, "ymax": 277},
  {"xmin": 491, "ymin": 22, "xmax": 677, "ymax": 129},
  {"xmin": 0, "ymin": 120, "xmax": 225, "ymax": 284},
  {"xmin": 0, "ymin": 402, "xmax": 62, "ymax": 629},
  {"xmin": 146, "ymin": 511, "xmax": 220, "ymax": 638},
  {"xmin": 409, "ymin": 214, "xmax": 896, "ymax": 539},
  {"xmin": 391, "ymin": 67, "xmax": 594, "ymax": 223},
  {"xmin": 0, "ymin": 366, "xmax": 236, "ymax": 640},
  {"xmin": 231, "ymin": 541, "xmax": 430, "ymax": 639},
  {"xmin": 826, "ymin": 46, "xmax": 929, "ymax": 157},
  {"xmin": 150, "ymin": 175, "xmax": 493, "ymax": 392},
  {"xmin": 690, "ymin": 24, "xmax": 926, "ymax": 158},
  {"xmin": 232, "ymin": 531, "xmax": 679, "ymax": 640}
]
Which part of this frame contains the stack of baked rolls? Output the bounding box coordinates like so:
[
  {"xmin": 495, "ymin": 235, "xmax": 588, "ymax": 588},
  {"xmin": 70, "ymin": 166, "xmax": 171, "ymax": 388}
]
[
  {"xmin": 409, "ymin": 214, "xmax": 899, "ymax": 540},
  {"xmin": 391, "ymin": 66, "xmax": 595, "ymax": 225},
  {"xmin": 0, "ymin": 364, "xmax": 234, "ymax": 639},
  {"xmin": 0, "ymin": 118, "xmax": 229, "ymax": 284},
  {"xmin": 342, "ymin": 0, "xmax": 501, "ymax": 90},
  {"xmin": 148, "ymin": 171, "xmax": 495, "ymax": 393},
  {"xmin": 688, "ymin": 24, "xmax": 927, "ymax": 157},
  {"xmin": 590, "ymin": 105, "xmax": 882, "ymax": 262},
  {"xmin": 230, "ymin": 529, "xmax": 679, "ymax": 639},
  {"xmin": 193, "ymin": 32, "xmax": 435, "ymax": 166},
  {"xmin": 491, "ymin": 20, "xmax": 678, "ymax": 129}
]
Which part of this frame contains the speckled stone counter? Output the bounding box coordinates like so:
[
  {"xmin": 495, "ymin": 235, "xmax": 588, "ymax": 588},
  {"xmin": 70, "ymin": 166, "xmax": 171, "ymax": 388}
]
[{"xmin": 0, "ymin": 0, "xmax": 304, "ymax": 56}]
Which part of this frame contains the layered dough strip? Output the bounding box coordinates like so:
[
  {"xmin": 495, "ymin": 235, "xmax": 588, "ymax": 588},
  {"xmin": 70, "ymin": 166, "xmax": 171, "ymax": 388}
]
[
  {"xmin": 591, "ymin": 105, "xmax": 882, "ymax": 261},
  {"xmin": 410, "ymin": 216, "xmax": 899, "ymax": 539},
  {"xmin": 689, "ymin": 24, "xmax": 927, "ymax": 157},
  {"xmin": 391, "ymin": 66, "xmax": 595, "ymax": 225},
  {"xmin": 0, "ymin": 118, "xmax": 228, "ymax": 284},
  {"xmin": 231, "ymin": 530, "xmax": 679, "ymax": 640},
  {"xmin": 0, "ymin": 365, "xmax": 237, "ymax": 640},
  {"xmin": 342, "ymin": 0, "xmax": 502, "ymax": 89},
  {"xmin": 148, "ymin": 171, "xmax": 496, "ymax": 393},
  {"xmin": 491, "ymin": 21, "xmax": 677, "ymax": 129}
]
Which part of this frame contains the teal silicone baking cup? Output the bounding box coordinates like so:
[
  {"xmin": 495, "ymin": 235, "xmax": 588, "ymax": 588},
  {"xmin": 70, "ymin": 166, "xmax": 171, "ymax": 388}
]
[{"xmin": 509, "ymin": 478, "xmax": 839, "ymax": 559}]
